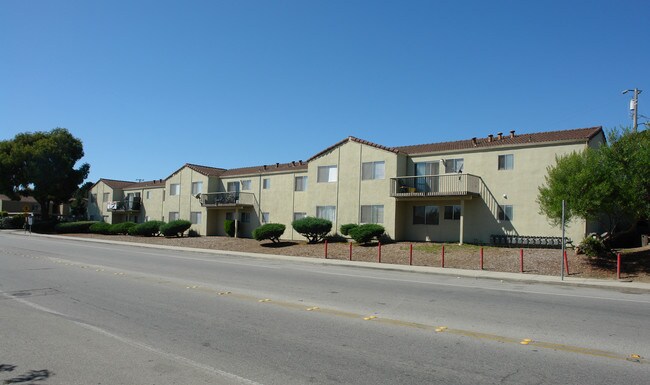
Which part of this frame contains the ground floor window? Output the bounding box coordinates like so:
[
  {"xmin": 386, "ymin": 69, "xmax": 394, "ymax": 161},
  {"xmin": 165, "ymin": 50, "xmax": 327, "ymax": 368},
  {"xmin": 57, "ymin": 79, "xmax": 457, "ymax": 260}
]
[
  {"xmin": 316, "ymin": 206, "xmax": 336, "ymax": 222},
  {"xmin": 413, "ymin": 205, "xmax": 439, "ymax": 225},
  {"xmin": 241, "ymin": 212, "xmax": 251, "ymax": 223},
  {"xmin": 361, "ymin": 205, "xmax": 384, "ymax": 224},
  {"xmin": 444, "ymin": 205, "xmax": 461, "ymax": 220},
  {"xmin": 169, "ymin": 212, "xmax": 180, "ymax": 221},
  {"xmin": 190, "ymin": 211, "xmax": 202, "ymax": 224},
  {"xmin": 293, "ymin": 212, "xmax": 306, "ymax": 221},
  {"xmin": 498, "ymin": 205, "xmax": 513, "ymax": 221},
  {"xmin": 261, "ymin": 212, "xmax": 270, "ymax": 223}
]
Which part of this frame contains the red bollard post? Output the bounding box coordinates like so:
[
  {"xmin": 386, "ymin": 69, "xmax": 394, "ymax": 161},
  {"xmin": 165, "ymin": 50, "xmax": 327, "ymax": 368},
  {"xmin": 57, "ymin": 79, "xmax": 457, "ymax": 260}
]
[
  {"xmin": 409, "ymin": 243, "xmax": 413, "ymax": 266},
  {"xmin": 480, "ymin": 247, "xmax": 484, "ymax": 270},
  {"xmin": 520, "ymin": 249, "xmax": 524, "ymax": 273},
  {"xmin": 349, "ymin": 242, "xmax": 352, "ymax": 261},
  {"xmin": 324, "ymin": 240, "xmax": 328, "ymax": 259},
  {"xmin": 441, "ymin": 245, "xmax": 445, "ymax": 268},
  {"xmin": 378, "ymin": 241, "xmax": 382, "ymax": 263},
  {"xmin": 563, "ymin": 251, "xmax": 569, "ymax": 275},
  {"xmin": 617, "ymin": 253, "xmax": 621, "ymax": 280}
]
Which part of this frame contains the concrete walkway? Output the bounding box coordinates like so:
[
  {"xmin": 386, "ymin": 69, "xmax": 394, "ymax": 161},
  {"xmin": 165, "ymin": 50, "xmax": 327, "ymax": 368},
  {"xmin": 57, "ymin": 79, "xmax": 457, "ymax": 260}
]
[{"xmin": 11, "ymin": 230, "xmax": 650, "ymax": 292}]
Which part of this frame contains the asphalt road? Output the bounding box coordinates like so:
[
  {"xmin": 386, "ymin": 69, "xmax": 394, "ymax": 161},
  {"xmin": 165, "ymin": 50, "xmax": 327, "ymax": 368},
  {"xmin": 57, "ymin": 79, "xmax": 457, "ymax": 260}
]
[{"xmin": 1, "ymin": 231, "xmax": 649, "ymax": 384}]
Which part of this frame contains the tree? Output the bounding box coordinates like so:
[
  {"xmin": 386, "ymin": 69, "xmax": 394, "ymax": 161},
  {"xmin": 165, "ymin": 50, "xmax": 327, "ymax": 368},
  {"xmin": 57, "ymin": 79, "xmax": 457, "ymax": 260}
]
[
  {"xmin": 291, "ymin": 217, "xmax": 332, "ymax": 243},
  {"xmin": 70, "ymin": 181, "xmax": 94, "ymax": 218},
  {"xmin": 537, "ymin": 128, "xmax": 650, "ymax": 239},
  {"xmin": 0, "ymin": 128, "xmax": 90, "ymax": 219},
  {"xmin": 253, "ymin": 223, "xmax": 286, "ymax": 243}
]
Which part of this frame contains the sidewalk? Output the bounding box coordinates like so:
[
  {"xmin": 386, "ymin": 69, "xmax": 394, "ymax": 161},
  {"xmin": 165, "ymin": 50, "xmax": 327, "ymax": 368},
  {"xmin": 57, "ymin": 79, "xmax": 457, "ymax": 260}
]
[{"xmin": 14, "ymin": 231, "xmax": 650, "ymax": 292}]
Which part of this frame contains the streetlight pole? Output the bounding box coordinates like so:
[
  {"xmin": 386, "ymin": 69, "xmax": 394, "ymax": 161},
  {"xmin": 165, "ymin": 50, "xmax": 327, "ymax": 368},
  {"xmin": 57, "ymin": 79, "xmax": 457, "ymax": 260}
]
[{"xmin": 623, "ymin": 88, "xmax": 642, "ymax": 132}]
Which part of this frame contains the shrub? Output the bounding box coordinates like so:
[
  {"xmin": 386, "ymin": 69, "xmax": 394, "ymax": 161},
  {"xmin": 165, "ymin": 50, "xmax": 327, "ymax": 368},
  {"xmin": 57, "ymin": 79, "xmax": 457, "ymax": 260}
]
[
  {"xmin": 129, "ymin": 221, "xmax": 164, "ymax": 237},
  {"xmin": 340, "ymin": 223, "xmax": 358, "ymax": 236},
  {"xmin": 31, "ymin": 219, "xmax": 58, "ymax": 234},
  {"xmin": 0, "ymin": 211, "xmax": 8, "ymax": 217},
  {"xmin": 292, "ymin": 217, "xmax": 332, "ymax": 244},
  {"xmin": 188, "ymin": 229, "xmax": 200, "ymax": 237},
  {"xmin": 89, "ymin": 222, "xmax": 111, "ymax": 234},
  {"xmin": 224, "ymin": 220, "xmax": 236, "ymax": 237},
  {"xmin": 109, "ymin": 221, "xmax": 137, "ymax": 235},
  {"xmin": 54, "ymin": 221, "xmax": 97, "ymax": 234},
  {"xmin": 0, "ymin": 215, "xmax": 25, "ymax": 229},
  {"xmin": 160, "ymin": 220, "xmax": 192, "ymax": 237},
  {"xmin": 578, "ymin": 235, "xmax": 610, "ymax": 258},
  {"xmin": 348, "ymin": 224, "xmax": 385, "ymax": 244},
  {"xmin": 253, "ymin": 223, "xmax": 286, "ymax": 243}
]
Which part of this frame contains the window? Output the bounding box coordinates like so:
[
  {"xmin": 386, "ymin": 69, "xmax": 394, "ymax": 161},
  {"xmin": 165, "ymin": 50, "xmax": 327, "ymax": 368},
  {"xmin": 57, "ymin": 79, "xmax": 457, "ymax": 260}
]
[
  {"xmin": 262, "ymin": 178, "xmax": 271, "ymax": 189},
  {"xmin": 144, "ymin": 216, "xmax": 149, "ymax": 222},
  {"xmin": 293, "ymin": 212, "xmax": 307, "ymax": 221},
  {"xmin": 361, "ymin": 205, "xmax": 384, "ymax": 224},
  {"xmin": 316, "ymin": 206, "xmax": 336, "ymax": 222},
  {"xmin": 241, "ymin": 180, "xmax": 252, "ymax": 191},
  {"xmin": 261, "ymin": 212, "xmax": 270, "ymax": 223},
  {"xmin": 413, "ymin": 206, "xmax": 439, "ymax": 225},
  {"xmin": 498, "ymin": 154, "xmax": 514, "ymax": 170},
  {"xmin": 445, "ymin": 158, "xmax": 464, "ymax": 173},
  {"xmin": 91, "ymin": 193, "xmax": 97, "ymax": 204},
  {"xmin": 444, "ymin": 205, "xmax": 461, "ymax": 220},
  {"xmin": 191, "ymin": 181, "xmax": 203, "ymax": 195},
  {"xmin": 362, "ymin": 161, "xmax": 385, "ymax": 180},
  {"xmin": 169, "ymin": 211, "xmax": 180, "ymax": 221},
  {"xmin": 227, "ymin": 181, "xmax": 240, "ymax": 192},
  {"xmin": 102, "ymin": 193, "xmax": 110, "ymax": 202},
  {"xmin": 317, "ymin": 166, "xmax": 338, "ymax": 183},
  {"xmin": 190, "ymin": 211, "xmax": 202, "ymax": 224},
  {"xmin": 170, "ymin": 183, "xmax": 180, "ymax": 196},
  {"xmin": 146, "ymin": 191, "xmax": 150, "ymax": 199},
  {"xmin": 498, "ymin": 205, "xmax": 513, "ymax": 221},
  {"xmin": 241, "ymin": 212, "xmax": 251, "ymax": 223},
  {"xmin": 294, "ymin": 176, "xmax": 308, "ymax": 191}
]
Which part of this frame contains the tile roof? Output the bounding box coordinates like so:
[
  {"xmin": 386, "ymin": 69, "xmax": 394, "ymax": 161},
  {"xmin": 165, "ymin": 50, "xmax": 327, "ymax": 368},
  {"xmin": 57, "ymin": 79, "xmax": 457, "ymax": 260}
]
[
  {"xmin": 0, "ymin": 194, "xmax": 38, "ymax": 203},
  {"xmin": 165, "ymin": 163, "xmax": 227, "ymax": 180},
  {"xmin": 308, "ymin": 136, "xmax": 401, "ymax": 161},
  {"xmin": 221, "ymin": 161, "xmax": 308, "ymax": 177},
  {"xmin": 395, "ymin": 126, "xmax": 603, "ymax": 155},
  {"xmin": 97, "ymin": 178, "xmax": 137, "ymax": 189},
  {"xmin": 123, "ymin": 179, "xmax": 166, "ymax": 189}
]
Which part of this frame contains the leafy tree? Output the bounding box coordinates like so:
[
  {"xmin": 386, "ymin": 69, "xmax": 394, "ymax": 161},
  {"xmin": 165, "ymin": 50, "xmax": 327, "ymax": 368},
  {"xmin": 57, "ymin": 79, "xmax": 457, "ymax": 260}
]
[
  {"xmin": 538, "ymin": 128, "xmax": 650, "ymax": 239},
  {"xmin": 0, "ymin": 128, "xmax": 90, "ymax": 219},
  {"xmin": 70, "ymin": 181, "xmax": 94, "ymax": 218},
  {"xmin": 291, "ymin": 217, "xmax": 332, "ymax": 243}
]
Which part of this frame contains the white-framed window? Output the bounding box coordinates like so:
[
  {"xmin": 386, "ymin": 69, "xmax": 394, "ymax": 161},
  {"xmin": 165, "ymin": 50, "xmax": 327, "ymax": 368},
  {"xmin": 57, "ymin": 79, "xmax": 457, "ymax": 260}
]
[
  {"xmin": 498, "ymin": 205, "xmax": 513, "ymax": 221},
  {"xmin": 241, "ymin": 212, "xmax": 251, "ymax": 223},
  {"xmin": 169, "ymin": 211, "xmax": 180, "ymax": 221},
  {"xmin": 317, "ymin": 166, "xmax": 338, "ymax": 183},
  {"xmin": 227, "ymin": 181, "xmax": 240, "ymax": 192},
  {"xmin": 190, "ymin": 211, "xmax": 202, "ymax": 224},
  {"xmin": 241, "ymin": 180, "xmax": 252, "ymax": 191},
  {"xmin": 445, "ymin": 158, "xmax": 464, "ymax": 173},
  {"xmin": 262, "ymin": 178, "xmax": 271, "ymax": 189},
  {"xmin": 444, "ymin": 205, "xmax": 461, "ymax": 220},
  {"xmin": 294, "ymin": 176, "xmax": 308, "ymax": 191},
  {"xmin": 170, "ymin": 183, "xmax": 180, "ymax": 196},
  {"xmin": 191, "ymin": 181, "xmax": 203, "ymax": 195},
  {"xmin": 293, "ymin": 212, "xmax": 307, "ymax": 221},
  {"xmin": 362, "ymin": 161, "xmax": 385, "ymax": 180},
  {"xmin": 102, "ymin": 193, "xmax": 110, "ymax": 202},
  {"xmin": 413, "ymin": 205, "xmax": 439, "ymax": 225},
  {"xmin": 361, "ymin": 205, "xmax": 384, "ymax": 224},
  {"xmin": 261, "ymin": 212, "xmax": 270, "ymax": 223},
  {"xmin": 316, "ymin": 206, "xmax": 336, "ymax": 222},
  {"xmin": 498, "ymin": 154, "xmax": 514, "ymax": 170}
]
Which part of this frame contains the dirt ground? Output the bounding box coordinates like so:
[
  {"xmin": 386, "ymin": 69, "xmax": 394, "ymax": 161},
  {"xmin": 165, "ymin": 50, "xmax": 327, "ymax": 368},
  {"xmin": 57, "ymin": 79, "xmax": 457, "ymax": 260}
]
[{"xmin": 64, "ymin": 233, "xmax": 650, "ymax": 283}]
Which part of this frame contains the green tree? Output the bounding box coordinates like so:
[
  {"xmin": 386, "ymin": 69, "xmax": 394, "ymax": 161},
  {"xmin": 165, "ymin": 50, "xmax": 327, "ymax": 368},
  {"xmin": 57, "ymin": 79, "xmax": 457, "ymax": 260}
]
[
  {"xmin": 537, "ymin": 128, "xmax": 650, "ymax": 238},
  {"xmin": 0, "ymin": 128, "xmax": 90, "ymax": 219},
  {"xmin": 70, "ymin": 181, "xmax": 94, "ymax": 218}
]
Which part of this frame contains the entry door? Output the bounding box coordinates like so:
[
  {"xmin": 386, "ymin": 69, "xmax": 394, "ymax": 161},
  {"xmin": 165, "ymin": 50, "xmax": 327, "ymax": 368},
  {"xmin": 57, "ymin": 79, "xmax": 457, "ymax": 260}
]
[{"xmin": 415, "ymin": 162, "xmax": 439, "ymax": 192}]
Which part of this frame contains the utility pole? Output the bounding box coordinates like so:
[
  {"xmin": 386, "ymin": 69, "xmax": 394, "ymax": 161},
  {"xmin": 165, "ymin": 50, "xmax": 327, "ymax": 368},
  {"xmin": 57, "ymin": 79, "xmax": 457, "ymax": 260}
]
[{"xmin": 623, "ymin": 88, "xmax": 642, "ymax": 132}]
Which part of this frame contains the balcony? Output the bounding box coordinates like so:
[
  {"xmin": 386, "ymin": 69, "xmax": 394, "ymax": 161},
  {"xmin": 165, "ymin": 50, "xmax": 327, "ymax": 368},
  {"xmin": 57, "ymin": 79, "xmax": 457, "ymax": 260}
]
[
  {"xmin": 390, "ymin": 174, "xmax": 481, "ymax": 198},
  {"xmin": 107, "ymin": 198, "xmax": 141, "ymax": 212},
  {"xmin": 199, "ymin": 192, "xmax": 255, "ymax": 208}
]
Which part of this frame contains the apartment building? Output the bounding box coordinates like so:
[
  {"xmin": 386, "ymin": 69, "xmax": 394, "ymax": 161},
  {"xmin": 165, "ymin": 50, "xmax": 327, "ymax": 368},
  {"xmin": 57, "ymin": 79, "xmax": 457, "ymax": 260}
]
[{"xmin": 88, "ymin": 126, "xmax": 605, "ymax": 244}]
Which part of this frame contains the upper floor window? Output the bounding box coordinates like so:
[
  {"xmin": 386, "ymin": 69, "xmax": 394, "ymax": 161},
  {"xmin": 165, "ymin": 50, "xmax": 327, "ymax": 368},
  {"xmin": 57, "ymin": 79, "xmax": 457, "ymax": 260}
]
[
  {"xmin": 317, "ymin": 166, "xmax": 338, "ymax": 183},
  {"xmin": 445, "ymin": 158, "xmax": 464, "ymax": 173},
  {"xmin": 91, "ymin": 193, "xmax": 97, "ymax": 204},
  {"xmin": 102, "ymin": 192, "xmax": 110, "ymax": 202},
  {"xmin": 262, "ymin": 178, "xmax": 271, "ymax": 189},
  {"xmin": 295, "ymin": 176, "xmax": 308, "ymax": 191},
  {"xmin": 362, "ymin": 161, "xmax": 385, "ymax": 180},
  {"xmin": 191, "ymin": 181, "xmax": 203, "ymax": 195},
  {"xmin": 498, "ymin": 154, "xmax": 514, "ymax": 170},
  {"xmin": 227, "ymin": 181, "xmax": 240, "ymax": 192},
  {"xmin": 146, "ymin": 191, "xmax": 151, "ymax": 199},
  {"xmin": 361, "ymin": 205, "xmax": 384, "ymax": 224},
  {"xmin": 241, "ymin": 180, "xmax": 252, "ymax": 191},
  {"xmin": 170, "ymin": 183, "xmax": 180, "ymax": 196},
  {"xmin": 498, "ymin": 205, "xmax": 513, "ymax": 221},
  {"xmin": 413, "ymin": 205, "xmax": 439, "ymax": 225}
]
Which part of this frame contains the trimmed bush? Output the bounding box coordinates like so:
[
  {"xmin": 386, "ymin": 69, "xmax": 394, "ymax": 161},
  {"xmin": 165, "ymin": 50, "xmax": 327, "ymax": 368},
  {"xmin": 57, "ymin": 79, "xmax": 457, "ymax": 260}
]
[
  {"xmin": 0, "ymin": 211, "xmax": 8, "ymax": 217},
  {"xmin": 54, "ymin": 221, "xmax": 97, "ymax": 234},
  {"xmin": 340, "ymin": 223, "xmax": 358, "ymax": 236},
  {"xmin": 292, "ymin": 217, "xmax": 332, "ymax": 244},
  {"xmin": 348, "ymin": 224, "xmax": 385, "ymax": 244},
  {"xmin": 253, "ymin": 223, "xmax": 286, "ymax": 243},
  {"xmin": 129, "ymin": 221, "xmax": 164, "ymax": 237},
  {"xmin": 160, "ymin": 220, "xmax": 192, "ymax": 237},
  {"xmin": 1, "ymin": 215, "xmax": 24, "ymax": 229},
  {"xmin": 89, "ymin": 222, "xmax": 111, "ymax": 234},
  {"xmin": 224, "ymin": 220, "xmax": 236, "ymax": 237},
  {"xmin": 31, "ymin": 219, "xmax": 58, "ymax": 234},
  {"xmin": 109, "ymin": 221, "xmax": 137, "ymax": 235},
  {"xmin": 188, "ymin": 229, "xmax": 200, "ymax": 237}
]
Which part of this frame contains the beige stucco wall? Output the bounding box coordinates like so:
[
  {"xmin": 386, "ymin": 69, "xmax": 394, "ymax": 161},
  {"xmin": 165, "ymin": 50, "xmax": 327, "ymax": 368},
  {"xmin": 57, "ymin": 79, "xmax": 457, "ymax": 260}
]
[
  {"xmin": 122, "ymin": 186, "xmax": 165, "ymax": 223},
  {"xmin": 88, "ymin": 182, "xmax": 117, "ymax": 223},
  {"xmin": 163, "ymin": 167, "xmax": 212, "ymax": 235}
]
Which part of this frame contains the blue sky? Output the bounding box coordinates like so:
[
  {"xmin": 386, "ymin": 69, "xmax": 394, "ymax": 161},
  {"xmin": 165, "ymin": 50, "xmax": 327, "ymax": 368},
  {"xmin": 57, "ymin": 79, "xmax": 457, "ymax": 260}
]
[{"xmin": 2, "ymin": 0, "xmax": 648, "ymax": 183}]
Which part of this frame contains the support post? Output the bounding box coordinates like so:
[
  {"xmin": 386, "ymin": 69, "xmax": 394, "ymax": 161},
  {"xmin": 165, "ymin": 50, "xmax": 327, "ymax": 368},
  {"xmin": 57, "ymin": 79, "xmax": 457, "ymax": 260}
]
[
  {"xmin": 378, "ymin": 241, "xmax": 381, "ymax": 263},
  {"xmin": 617, "ymin": 253, "xmax": 621, "ymax": 280},
  {"xmin": 409, "ymin": 243, "xmax": 413, "ymax": 266},
  {"xmin": 520, "ymin": 249, "xmax": 524, "ymax": 273},
  {"xmin": 324, "ymin": 240, "xmax": 328, "ymax": 259},
  {"xmin": 441, "ymin": 245, "xmax": 445, "ymax": 268},
  {"xmin": 480, "ymin": 247, "xmax": 484, "ymax": 270}
]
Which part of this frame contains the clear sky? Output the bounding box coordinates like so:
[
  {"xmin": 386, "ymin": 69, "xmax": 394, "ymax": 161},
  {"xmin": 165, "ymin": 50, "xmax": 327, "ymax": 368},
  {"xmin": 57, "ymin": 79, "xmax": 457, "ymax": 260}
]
[{"xmin": 2, "ymin": 0, "xmax": 648, "ymax": 183}]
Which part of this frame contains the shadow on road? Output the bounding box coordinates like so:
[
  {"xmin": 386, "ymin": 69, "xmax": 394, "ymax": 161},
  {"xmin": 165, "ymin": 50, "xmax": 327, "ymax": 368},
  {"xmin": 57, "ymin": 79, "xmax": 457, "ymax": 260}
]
[{"xmin": 1, "ymin": 364, "xmax": 53, "ymax": 384}]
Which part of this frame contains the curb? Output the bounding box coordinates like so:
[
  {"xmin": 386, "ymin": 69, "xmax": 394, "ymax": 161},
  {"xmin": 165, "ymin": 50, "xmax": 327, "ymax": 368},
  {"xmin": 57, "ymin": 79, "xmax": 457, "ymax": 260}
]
[{"xmin": 11, "ymin": 231, "xmax": 650, "ymax": 292}]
